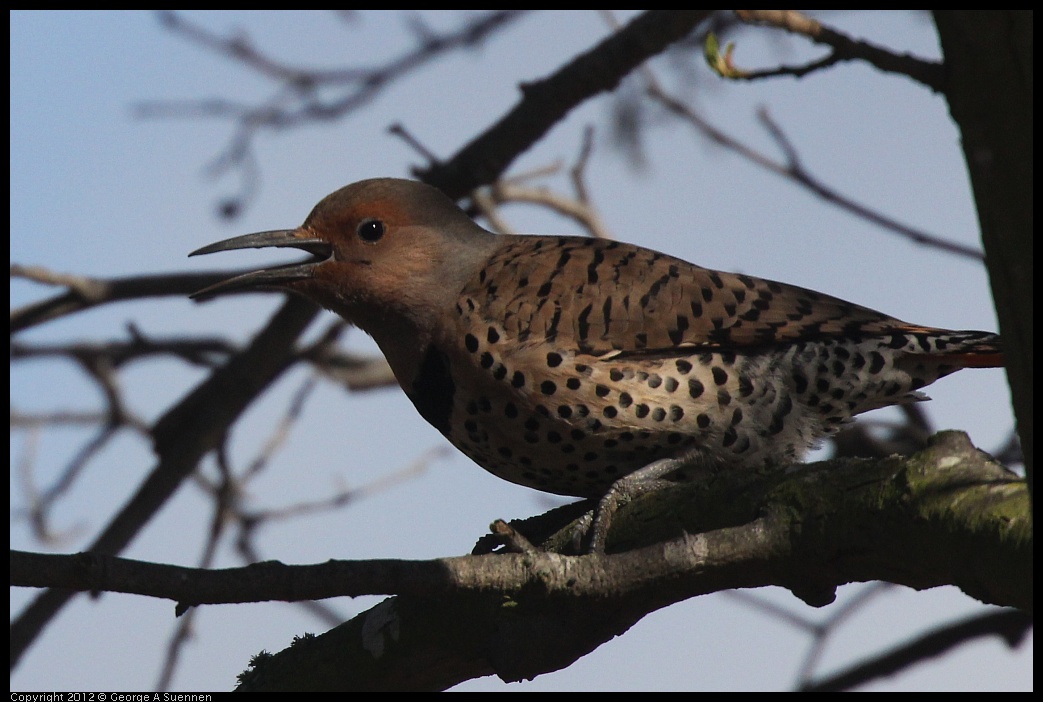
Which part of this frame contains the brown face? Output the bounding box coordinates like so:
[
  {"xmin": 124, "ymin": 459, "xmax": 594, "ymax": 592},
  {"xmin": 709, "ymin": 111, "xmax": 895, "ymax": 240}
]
[
  {"xmin": 291, "ymin": 194, "xmax": 463, "ymax": 316},
  {"xmin": 189, "ymin": 180, "xmax": 492, "ymax": 333}
]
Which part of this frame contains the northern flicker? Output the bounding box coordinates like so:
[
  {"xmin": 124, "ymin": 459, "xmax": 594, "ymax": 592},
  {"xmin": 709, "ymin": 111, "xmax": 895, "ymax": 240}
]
[{"xmin": 191, "ymin": 178, "xmax": 1003, "ymax": 551}]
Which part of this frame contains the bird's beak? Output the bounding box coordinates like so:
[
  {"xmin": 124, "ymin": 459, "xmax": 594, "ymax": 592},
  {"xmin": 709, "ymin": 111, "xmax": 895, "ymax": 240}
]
[{"xmin": 188, "ymin": 229, "xmax": 333, "ymax": 299}]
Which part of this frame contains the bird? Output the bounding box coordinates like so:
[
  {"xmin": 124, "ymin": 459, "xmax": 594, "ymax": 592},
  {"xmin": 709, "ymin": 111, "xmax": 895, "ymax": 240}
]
[{"xmin": 190, "ymin": 177, "xmax": 1003, "ymax": 551}]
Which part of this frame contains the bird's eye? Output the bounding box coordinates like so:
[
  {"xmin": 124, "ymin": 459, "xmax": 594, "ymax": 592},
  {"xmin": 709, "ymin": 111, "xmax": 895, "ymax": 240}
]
[{"xmin": 357, "ymin": 219, "xmax": 386, "ymax": 243}]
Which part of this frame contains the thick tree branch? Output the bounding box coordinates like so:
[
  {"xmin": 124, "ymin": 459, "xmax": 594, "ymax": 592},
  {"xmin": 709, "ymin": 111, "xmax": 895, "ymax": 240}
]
[
  {"xmin": 241, "ymin": 432, "xmax": 1032, "ymax": 690},
  {"xmin": 12, "ymin": 432, "xmax": 1031, "ymax": 689},
  {"xmin": 933, "ymin": 12, "xmax": 1034, "ymax": 489}
]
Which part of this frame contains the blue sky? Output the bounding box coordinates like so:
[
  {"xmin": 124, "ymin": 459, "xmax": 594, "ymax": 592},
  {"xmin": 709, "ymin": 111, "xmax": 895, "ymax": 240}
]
[{"xmin": 11, "ymin": 11, "xmax": 1028, "ymax": 691}]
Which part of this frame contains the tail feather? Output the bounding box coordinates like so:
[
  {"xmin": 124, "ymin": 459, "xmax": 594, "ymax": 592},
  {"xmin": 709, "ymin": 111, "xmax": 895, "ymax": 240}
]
[
  {"xmin": 905, "ymin": 329, "xmax": 1003, "ymax": 369},
  {"xmin": 928, "ymin": 351, "xmax": 1004, "ymax": 369}
]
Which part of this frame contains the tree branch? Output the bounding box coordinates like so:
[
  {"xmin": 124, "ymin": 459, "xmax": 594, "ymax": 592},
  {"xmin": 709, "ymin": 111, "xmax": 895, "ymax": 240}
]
[
  {"xmin": 723, "ymin": 10, "xmax": 945, "ymax": 91},
  {"xmin": 640, "ymin": 78, "xmax": 985, "ymax": 261},
  {"xmin": 417, "ymin": 10, "xmax": 713, "ymax": 199},
  {"xmin": 11, "ymin": 265, "xmax": 259, "ymax": 333},
  {"xmin": 932, "ymin": 11, "xmax": 1034, "ymax": 490},
  {"xmin": 10, "ymin": 297, "xmax": 320, "ymax": 669},
  {"xmin": 12, "ymin": 432, "xmax": 1031, "ymax": 689},
  {"xmin": 802, "ymin": 609, "xmax": 1033, "ymax": 691},
  {"xmin": 136, "ymin": 11, "xmax": 530, "ymax": 214}
]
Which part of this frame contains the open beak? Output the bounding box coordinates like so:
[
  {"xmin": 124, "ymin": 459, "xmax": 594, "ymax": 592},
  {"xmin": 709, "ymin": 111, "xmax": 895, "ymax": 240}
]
[{"xmin": 188, "ymin": 229, "xmax": 333, "ymax": 299}]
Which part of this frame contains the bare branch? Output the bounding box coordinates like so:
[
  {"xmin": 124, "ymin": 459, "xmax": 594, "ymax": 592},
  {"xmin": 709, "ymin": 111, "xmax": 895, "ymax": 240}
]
[
  {"xmin": 801, "ymin": 609, "xmax": 1033, "ymax": 691},
  {"xmin": 10, "ymin": 432, "xmax": 1031, "ymax": 689},
  {"xmin": 418, "ymin": 11, "xmax": 713, "ymax": 199},
  {"xmin": 469, "ymin": 130, "xmax": 613, "ymax": 240},
  {"xmin": 11, "ymin": 336, "xmax": 238, "ymax": 370},
  {"xmin": 636, "ymin": 76, "xmax": 985, "ymax": 261},
  {"xmin": 12, "ymin": 430, "xmax": 1030, "ymax": 607},
  {"xmin": 138, "ymin": 11, "xmax": 530, "ymax": 213},
  {"xmin": 589, "ymin": 11, "xmax": 982, "ymax": 262},
  {"xmin": 481, "ymin": 172, "xmax": 613, "ymax": 241},
  {"xmin": 10, "ymin": 297, "xmax": 320, "ymax": 669},
  {"xmin": 727, "ymin": 10, "xmax": 944, "ymax": 91},
  {"xmin": 142, "ymin": 11, "xmax": 529, "ymax": 118},
  {"xmin": 11, "ymin": 266, "xmax": 260, "ymax": 333}
]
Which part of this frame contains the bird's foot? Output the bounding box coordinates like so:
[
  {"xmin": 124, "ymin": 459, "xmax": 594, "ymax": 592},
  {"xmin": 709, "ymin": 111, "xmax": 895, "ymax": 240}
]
[{"xmin": 581, "ymin": 456, "xmax": 692, "ymax": 553}]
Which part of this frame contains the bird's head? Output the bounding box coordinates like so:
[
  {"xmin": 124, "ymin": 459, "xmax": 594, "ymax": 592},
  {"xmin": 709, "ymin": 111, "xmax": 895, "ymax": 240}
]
[{"xmin": 190, "ymin": 178, "xmax": 498, "ymax": 336}]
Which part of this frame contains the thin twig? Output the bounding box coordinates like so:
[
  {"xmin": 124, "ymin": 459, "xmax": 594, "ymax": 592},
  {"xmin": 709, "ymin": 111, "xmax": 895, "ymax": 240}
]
[
  {"xmin": 138, "ymin": 11, "xmax": 530, "ymax": 213},
  {"xmin": 731, "ymin": 10, "xmax": 944, "ymax": 91},
  {"xmin": 640, "ymin": 77, "xmax": 984, "ymax": 261}
]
